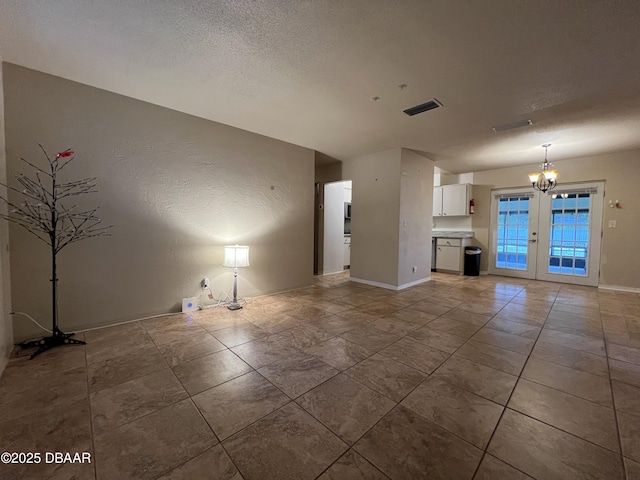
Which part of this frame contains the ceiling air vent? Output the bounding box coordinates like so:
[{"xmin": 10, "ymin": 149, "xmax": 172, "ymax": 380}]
[
  {"xmin": 403, "ymin": 99, "xmax": 442, "ymax": 116},
  {"xmin": 492, "ymin": 119, "xmax": 533, "ymax": 133}
]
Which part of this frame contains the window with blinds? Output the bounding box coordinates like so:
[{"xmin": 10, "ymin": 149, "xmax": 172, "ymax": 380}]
[
  {"xmin": 548, "ymin": 193, "xmax": 591, "ymax": 276},
  {"xmin": 496, "ymin": 196, "xmax": 530, "ymax": 270}
]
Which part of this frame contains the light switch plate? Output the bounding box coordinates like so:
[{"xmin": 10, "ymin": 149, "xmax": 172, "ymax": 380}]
[{"xmin": 608, "ymin": 220, "xmax": 617, "ymax": 228}]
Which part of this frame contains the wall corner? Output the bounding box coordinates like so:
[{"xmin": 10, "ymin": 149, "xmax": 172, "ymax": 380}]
[{"xmin": 0, "ymin": 60, "xmax": 14, "ymax": 373}]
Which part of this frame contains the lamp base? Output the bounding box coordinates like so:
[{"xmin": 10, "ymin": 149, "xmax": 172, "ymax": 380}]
[
  {"xmin": 227, "ymin": 302, "xmax": 243, "ymax": 311},
  {"xmin": 17, "ymin": 328, "xmax": 86, "ymax": 359}
]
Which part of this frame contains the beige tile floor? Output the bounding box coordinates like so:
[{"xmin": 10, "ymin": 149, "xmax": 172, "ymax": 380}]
[{"xmin": 1, "ymin": 272, "xmax": 639, "ymax": 479}]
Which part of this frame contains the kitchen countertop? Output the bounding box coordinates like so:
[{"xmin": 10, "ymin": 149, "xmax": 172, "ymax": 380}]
[{"xmin": 432, "ymin": 231, "xmax": 474, "ymax": 238}]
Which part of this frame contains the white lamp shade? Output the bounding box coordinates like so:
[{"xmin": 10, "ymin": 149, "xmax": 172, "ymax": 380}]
[{"xmin": 223, "ymin": 245, "xmax": 250, "ymax": 268}]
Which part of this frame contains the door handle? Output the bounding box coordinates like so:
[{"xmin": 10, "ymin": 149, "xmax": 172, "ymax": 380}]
[{"xmin": 530, "ymin": 239, "xmax": 537, "ymax": 243}]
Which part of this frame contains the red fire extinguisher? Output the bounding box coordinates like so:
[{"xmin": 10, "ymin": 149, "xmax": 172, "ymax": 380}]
[{"xmin": 469, "ymin": 198, "xmax": 475, "ymax": 214}]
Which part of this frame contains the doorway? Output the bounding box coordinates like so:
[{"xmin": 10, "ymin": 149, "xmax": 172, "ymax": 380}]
[
  {"xmin": 322, "ymin": 180, "xmax": 352, "ymax": 275},
  {"xmin": 488, "ymin": 182, "xmax": 604, "ymax": 286}
]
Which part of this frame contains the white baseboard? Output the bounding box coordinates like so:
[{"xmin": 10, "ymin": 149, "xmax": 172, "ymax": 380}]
[
  {"xmin": 350, "ymin": 276, "xmax": 431, "ymax": 291},
  {"xmin": 598, "ymin": 284, "xmax": 640, "ymax": 293}
]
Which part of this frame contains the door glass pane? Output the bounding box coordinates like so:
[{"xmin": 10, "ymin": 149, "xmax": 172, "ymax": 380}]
[
  {"xmin": 496, "ymin": 197, "xmax": 529, "ymax": 270},
  {"xmin": 547, "ymin": 193, "xmax": 590, "ymax": 276}
]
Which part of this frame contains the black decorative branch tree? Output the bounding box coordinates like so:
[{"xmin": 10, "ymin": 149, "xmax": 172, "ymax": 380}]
[{"xmin": 0, "ymin": 145, "xmax": 112, "ymax": 358}]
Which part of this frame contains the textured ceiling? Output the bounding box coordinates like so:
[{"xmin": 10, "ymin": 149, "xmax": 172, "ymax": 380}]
[{"xmin": 1, "ymin": 0, "xmax": 640, "ymax": 173}]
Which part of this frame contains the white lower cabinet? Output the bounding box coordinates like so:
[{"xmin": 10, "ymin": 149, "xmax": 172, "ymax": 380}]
[
  {"xmin": 344, "ymin": 236, "xmax": 351, "ymax": 267},
  {"xmin": 436, "ymin": 238, "xmax": 463, "ymax": 272}
]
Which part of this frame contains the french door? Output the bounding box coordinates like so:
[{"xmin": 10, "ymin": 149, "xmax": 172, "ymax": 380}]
[{"xmin": 488, "ymin": 182, "xmax": 604, "ymax": 286}]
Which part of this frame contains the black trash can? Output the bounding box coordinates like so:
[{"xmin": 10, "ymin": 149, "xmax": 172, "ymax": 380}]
[{"xmin": 464, "ymin": 246, "xmax": 481, "ymax": 276}]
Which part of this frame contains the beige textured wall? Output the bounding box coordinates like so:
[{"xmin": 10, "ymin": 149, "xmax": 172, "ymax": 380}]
[
  {"xmin": 314, "ymin": 155, "xmax": 343, "ymax": 185},
  {"xmin": 0, "ymin": 60, "xmax": 13, "ymax": 369},
  {"xmin": 397, "ymin": 149, "xmax": 433, "ymax": 286},
  {"xmin": 471, "ymin": 149, "xmax": 640, "ymax": 289},
  {"xmin": 4, "ymin": 63, "xmax": 315, "ymax": 341},
  {"xmin": 345, "ymin": 149, "xmax": 401, "ymax": 286},
  {"xmin": 469, "ymin": 184, "xmax": 492, "ymax": 271}
]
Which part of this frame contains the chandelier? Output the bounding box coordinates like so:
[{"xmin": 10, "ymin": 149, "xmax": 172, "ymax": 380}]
[{"xmin": 528, "ymin": 144, "xmax": 558, "ymax": 193}]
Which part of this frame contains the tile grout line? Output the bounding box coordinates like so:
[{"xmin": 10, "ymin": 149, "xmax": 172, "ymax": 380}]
[
  {"xmin": 599, "ymin": 292, "xmax": 629, "ymax": 479},
  {"xmin": 424, "ymin": 312, "xmax": 622, "ymax": 446},
  {"xmin": 470, "ymin": 280, "xmax": 558, "ymax": 479},
  {"xmin": 175, "ymin": 344, "xmax": 290, "ymax": 479},
  {"xmin": 416, "ymin": 282, "xmax": 536, "ymax": 474},
  {"xmin": 214, "ymin": 296, "xmax": 379, "ymax": 477},
  {"xmin": 83, "ymin": 337, "xmax": 98, "ymax": 480},
  {"xmin": 311, "ymin": 448, "xmax": 390, "ymax": 480},
  {"xmin": 325, "ymin": 276, "xmax": 635, "ymax": 477},
  {"xmin": 301, "ymin": 280, "xmax": 529, "ymax": 478},
  {"xmin": 280, "ymin": 285, "xmax": 491, "ymax": 477},
  {"xmin": 471, "ymin": 284, "xmax": 629, "ymax": 478},
  {"xmin": 401, "ymin": 290, "xmax": 523, "ymax": 406},
  {"xmin": 89, "ymin": 320, "xmax": 229, "ymax": 475},
  {"xmin": 186, "ymin": 396, "xmax": 247, "ymax": 478},
  {"xmin": 148, "ymin": 397, "xmax": 225, "ymax": 480},
  {"xmin": 22, "ymin": 273, "xmax": 633, "ymax": 480},
  {"xmin": 521, "ymin": 293, "xmax": 637, "ymax": 458}
]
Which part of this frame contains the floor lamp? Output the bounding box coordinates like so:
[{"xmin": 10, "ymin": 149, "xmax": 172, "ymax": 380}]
[{"xmin": 223, "ymin": 245, "xmax": 250, "ymax": 310}]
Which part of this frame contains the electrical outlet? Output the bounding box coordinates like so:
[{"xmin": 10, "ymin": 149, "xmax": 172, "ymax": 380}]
[
  {"xmin": 202, "ymin": 277, "xmax": 210, "ymax": 289},
  {"xmin": 608, "ymin": 220, "xmax": 617, "ymax": 228},
  {"xmin": 412, "ymin": 266, "xmax": 417, "ymax": 273}
]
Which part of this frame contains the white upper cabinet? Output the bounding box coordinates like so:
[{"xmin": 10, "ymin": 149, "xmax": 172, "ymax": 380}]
[
  {"xmin": 433, "ymin": 184, "xmax": 470, "ymax": 216},
  {"xmin": 433, "ymin": 186, "xmax": 444, "ymax": 217},
  {"xmin": 443, "ymin": 184, "xmax": 469, "ymax": 216}
]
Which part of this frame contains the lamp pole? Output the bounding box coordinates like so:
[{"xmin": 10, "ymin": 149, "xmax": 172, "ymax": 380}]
[{"xmin": 228, "ymin": 265, "xmax": 242, "ymax": 310}]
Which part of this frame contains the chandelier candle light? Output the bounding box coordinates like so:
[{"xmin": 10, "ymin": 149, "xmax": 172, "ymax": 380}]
[
  {"xmin": 223, "ymin": 245, "xmax": 250, "ymax": 310},
  {"xmin": 528, "ymin": 144, "xmax": 558, "ymax": 193}
]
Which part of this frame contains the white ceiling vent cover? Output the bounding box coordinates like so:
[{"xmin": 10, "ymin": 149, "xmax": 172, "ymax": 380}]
[
  {"xmin": 403, "ymin": 99, "xmax": 443, "ymax": 116},
  {"xmin": 492, "ymin": 119, "xmax": 533, "ymax": 133}
]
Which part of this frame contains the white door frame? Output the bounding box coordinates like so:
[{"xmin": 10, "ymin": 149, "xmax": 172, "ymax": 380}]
[
  {"xmin": 488, "ymin": 182, "xmax": 604, "ymax": 286},
  {"xmin": 322, "ymin": 180, "xmax": 351, "ymax": 275},
  {"xmin": 535, "ymin": 181, "xmax": 604, "ymax": 286},
  {"xmin": 488, "ymin": 188, "xmax": 539, "ymax": 280}
]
